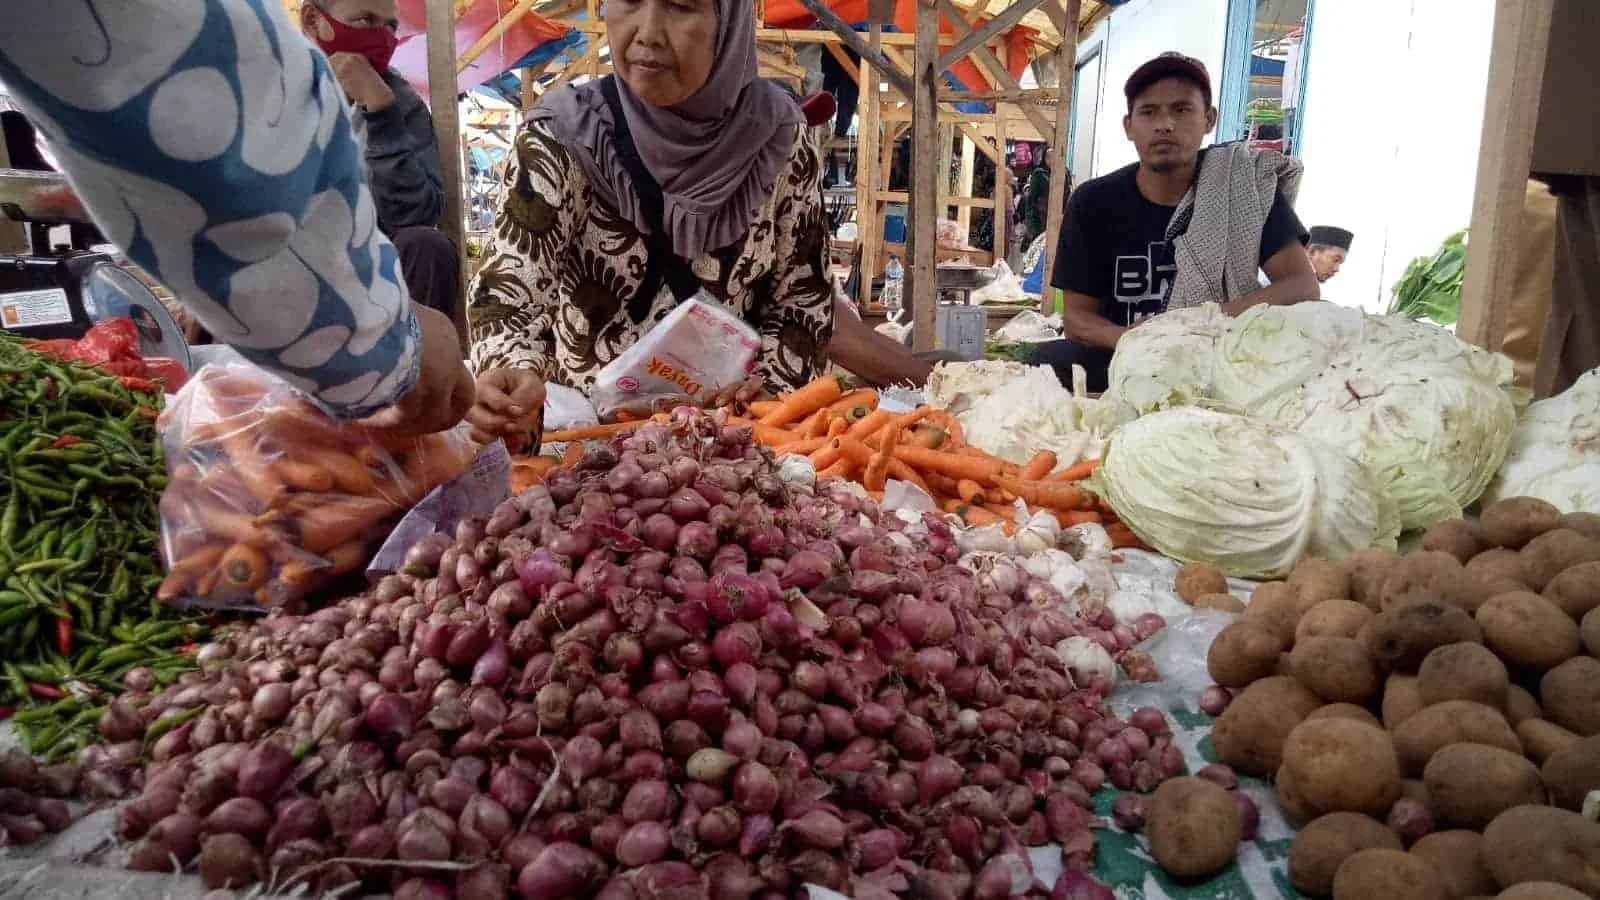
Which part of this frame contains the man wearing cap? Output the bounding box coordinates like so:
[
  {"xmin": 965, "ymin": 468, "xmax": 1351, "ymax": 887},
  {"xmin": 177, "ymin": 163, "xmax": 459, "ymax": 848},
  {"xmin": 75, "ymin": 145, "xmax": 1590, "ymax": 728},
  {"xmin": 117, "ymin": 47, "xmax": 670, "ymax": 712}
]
[
  {"xmin": 1307, "ymin": 226, "xmax": 1354, "ymax": 283},
  {"xmin": 1029, "ymin": 53, "xmax": 1318, "ymax": 391}
]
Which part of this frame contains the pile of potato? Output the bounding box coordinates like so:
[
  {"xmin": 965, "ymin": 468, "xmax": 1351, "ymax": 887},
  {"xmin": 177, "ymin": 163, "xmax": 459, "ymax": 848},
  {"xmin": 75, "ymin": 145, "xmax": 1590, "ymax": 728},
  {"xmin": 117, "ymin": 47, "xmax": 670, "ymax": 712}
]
[{"xmin": 1179, "ymin": 496, "xmax": 1600, "ymax": 900}]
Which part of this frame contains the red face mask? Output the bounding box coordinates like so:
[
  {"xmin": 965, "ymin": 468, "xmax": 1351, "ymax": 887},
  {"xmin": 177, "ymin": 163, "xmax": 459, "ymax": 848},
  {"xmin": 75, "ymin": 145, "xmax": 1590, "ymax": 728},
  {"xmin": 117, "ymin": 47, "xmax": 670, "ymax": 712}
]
[{"xmin": 310, "ymin": 8, "xmax": 399, "ymax": 74}]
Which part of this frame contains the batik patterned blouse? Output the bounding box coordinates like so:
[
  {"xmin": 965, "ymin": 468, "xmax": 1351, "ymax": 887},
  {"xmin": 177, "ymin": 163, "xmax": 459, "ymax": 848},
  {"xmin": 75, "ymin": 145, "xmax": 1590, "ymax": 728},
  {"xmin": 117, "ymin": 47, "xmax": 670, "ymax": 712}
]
[{"xmin": 468, "ymin": 118, "xmax": 835, "ymax": 393}]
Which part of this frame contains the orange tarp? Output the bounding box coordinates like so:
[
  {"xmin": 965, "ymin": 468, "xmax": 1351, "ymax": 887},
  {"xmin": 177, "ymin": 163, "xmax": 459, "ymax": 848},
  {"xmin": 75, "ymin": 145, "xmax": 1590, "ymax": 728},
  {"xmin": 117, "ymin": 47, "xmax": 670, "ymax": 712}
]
[{"xmin": 763, "ymin": 0, "xmax": 1033, "ymax": 95}]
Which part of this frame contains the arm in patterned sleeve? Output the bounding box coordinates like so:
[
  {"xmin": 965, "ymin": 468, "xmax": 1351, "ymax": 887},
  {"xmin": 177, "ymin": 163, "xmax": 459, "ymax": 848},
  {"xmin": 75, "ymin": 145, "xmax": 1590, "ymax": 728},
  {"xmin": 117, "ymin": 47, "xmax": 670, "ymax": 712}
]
[
  {"xmin": 756, "ymin": 130, "xmax": 836, "ymax": 392},
  {"xmin": 0, "ymin": 0, "xmax": 418, "ymax": 418},
  {"xmin": 467, "ymin": 122, "xmax": 579, "ymax": 379}
]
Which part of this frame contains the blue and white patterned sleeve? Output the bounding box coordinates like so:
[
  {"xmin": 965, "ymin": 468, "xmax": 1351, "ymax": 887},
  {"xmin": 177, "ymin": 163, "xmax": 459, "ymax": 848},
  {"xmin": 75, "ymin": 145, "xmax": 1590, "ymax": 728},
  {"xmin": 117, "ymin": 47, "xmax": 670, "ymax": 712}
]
[{"xmin": 0, "ymin": 0, "xmax": 420, "ymax": 418}]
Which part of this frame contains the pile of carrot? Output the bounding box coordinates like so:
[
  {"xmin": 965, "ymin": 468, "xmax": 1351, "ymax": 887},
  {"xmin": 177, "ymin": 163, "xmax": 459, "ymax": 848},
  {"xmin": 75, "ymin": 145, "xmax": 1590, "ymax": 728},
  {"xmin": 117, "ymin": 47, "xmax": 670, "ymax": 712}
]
[
  {"xmin": 527, "ymin": 376, "xmax": 1144, "ymax": 549},
  {"xmin": 157, "ymin": 368, "xmax": 479, "ymax": 610}
]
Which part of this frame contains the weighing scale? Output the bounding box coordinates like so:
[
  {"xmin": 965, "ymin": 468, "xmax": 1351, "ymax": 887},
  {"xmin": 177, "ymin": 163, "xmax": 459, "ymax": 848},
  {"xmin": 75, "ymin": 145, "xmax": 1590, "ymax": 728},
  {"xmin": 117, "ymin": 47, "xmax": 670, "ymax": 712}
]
[{"xmin": 0, "ymin": 167, "xmax": 192, "ymax": 370}]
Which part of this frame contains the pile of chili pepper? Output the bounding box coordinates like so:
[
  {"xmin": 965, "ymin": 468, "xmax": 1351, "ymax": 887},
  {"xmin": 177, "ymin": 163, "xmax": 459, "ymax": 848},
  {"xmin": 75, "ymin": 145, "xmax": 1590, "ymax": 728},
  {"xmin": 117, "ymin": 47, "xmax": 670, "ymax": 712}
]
[{"xmin": 0, "ymin": 333, "xmax": 206, "ymax": 762}]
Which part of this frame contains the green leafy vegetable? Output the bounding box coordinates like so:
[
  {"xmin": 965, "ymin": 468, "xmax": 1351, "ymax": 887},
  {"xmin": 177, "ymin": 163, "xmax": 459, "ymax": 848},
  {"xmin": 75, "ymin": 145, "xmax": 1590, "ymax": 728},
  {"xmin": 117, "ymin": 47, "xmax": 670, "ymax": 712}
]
[{"xmin": 1387, "ymin": 230, "xmax": 1467, "ymax": 326}]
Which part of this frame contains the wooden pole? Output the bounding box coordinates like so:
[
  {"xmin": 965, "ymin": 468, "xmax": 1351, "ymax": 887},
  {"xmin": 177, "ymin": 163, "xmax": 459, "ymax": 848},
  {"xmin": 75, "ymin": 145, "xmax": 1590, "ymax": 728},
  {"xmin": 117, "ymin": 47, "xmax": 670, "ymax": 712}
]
[
  {"xmin": 1457, "ymin": 0, "xmax": 1558, "ymax": 352},
  {"xmin": 857, "ymin": 41, "xmax": 881, "ymax": 309},
  {"xmin": 909, "ymin": 0, "xmax": 940, "ymax": 351},
  {"xmin": 936, "ymin": 0, "xmax": 1046, "ymax": 72},
  {"xmin": 426, "ymin": 0, "xmax": 470, "ymax": 351},
  {"xmin": 994, "ymin": 112, "xmax": 1009, "ymax": 267},
  {"xmin": 794, "ymin": 0, "xmax": 916, "ymax": 98},
  {"xmin": 957, "ymin": 134, "xmax": 976, "ymax": 234},
  {"xmin": 1039, "ymin": 0, "xmax": 1079, "ymax": 316}
]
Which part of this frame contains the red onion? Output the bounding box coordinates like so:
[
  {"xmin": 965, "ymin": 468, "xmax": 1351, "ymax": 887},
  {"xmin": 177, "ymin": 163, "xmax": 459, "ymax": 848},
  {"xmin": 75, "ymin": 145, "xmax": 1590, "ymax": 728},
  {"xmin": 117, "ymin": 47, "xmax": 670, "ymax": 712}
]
[
  {"xmin": 898, "ymin": 596, "xmax": 958, "ymax": 646},
  {"xmin": 517, "ymin": 843, "xmax": 607, "ymax": 897},
  {"xmin": 1195, "ymin": 763, "xmax": 1238, "ymax": 790},
  {"xmin": 1052, "ymin": 871, "xmax": 1116, "ymax": 900},
  {"xmin": 201, "ymin": 797, "xmax": 273, "ymax": 842},
  {"xmin": 638, "ymin": 681, "xmax": 690, "ymax": 721},
  {"xmin": 710, "ymin": 622, "xmax": 761, "ymax": 668},
  {"xmin": 695, "ymin": 806, "xmax": 741, "ymax": 848},
  {"xmin": 731, "ymin": 761, "xmax": 778, "ymax": 814},
  {"xmin": 784, "ymin": 808, "xmax": 847, "ymax": 849},
  {"xmin": 621, "ymin": 780, "xmax": 672, "ymax": 823},
  {"xmin": 1111, "ymin": 793, "xmax": 1148, "ymax": 831},
  {"xmin": 616, "ymin": 820, "xmax": 670, "ymax": 866},
  {"xmin": 1199, "ymin": 685, "xmax": 1232, "ymax": 716},
  {"xmin": 236, "ymin": 742, "xmax": 293, "ymax": 801},
  {"xmin": 917, "ymin": 755, "xmax": 963, "ymax": 805},
  {"xmin": 778, "ymin": 550, "xmax": 833, "ymax": 590},
  {"xmin": 489, "ymin": 765, "xmax": 537, "ymax": 816}
]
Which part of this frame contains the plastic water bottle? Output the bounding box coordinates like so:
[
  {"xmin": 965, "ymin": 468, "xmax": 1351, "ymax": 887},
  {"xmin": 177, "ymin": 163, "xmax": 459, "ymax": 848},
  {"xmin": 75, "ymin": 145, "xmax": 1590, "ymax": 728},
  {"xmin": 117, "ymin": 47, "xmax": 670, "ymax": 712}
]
[{"xmin": 882, "ymin": 255, "xmax": 904, "ymax": 320}]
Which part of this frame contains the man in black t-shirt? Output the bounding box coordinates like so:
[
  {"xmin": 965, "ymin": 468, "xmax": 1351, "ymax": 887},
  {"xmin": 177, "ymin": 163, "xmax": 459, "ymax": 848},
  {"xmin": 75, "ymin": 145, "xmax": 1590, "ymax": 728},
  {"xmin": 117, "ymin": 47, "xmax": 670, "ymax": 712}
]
[{"xmin": 1030, "ymin": 53, "xmax": 1320, "ymax": 391}]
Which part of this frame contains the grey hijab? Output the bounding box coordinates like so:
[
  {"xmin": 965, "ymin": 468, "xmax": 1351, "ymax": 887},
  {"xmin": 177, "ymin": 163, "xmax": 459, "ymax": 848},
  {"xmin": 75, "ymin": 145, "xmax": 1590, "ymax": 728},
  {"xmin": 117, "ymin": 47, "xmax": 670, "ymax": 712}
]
[{"xmin": 532, "ymin": 0, "xmax": 801, "ymax": 259}]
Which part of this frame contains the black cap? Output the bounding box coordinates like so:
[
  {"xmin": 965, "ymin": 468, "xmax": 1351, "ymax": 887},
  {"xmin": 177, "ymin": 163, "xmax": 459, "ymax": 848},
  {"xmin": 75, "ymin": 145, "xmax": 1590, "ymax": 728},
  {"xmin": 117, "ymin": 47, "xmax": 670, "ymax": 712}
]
[
  {"xmin": 1309, "ymin": 226, "xmax": 1354, "ymax": 250},
  {"xmin": 1125, "ymin": 52, "xmax": 1213, "ymax": 110}
]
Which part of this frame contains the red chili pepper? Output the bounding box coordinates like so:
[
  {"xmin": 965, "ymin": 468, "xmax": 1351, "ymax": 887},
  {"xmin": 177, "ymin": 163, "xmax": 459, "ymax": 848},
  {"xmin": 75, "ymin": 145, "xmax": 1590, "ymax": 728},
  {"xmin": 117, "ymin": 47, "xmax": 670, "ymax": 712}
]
[
  {"xmin": 28, "ymin": 683, "xmax": 64, "ymax": 701},
  {"xmin": 44, "ymin": 377, "xmax": 57, "ymax": 401},
  {"xmin": 117, "ymin": 376, "xmax": 162, "ymax": 393},
  {"xmin": 178, "ymin": 643, "xmax": 197, "ymax": 656},
  {"xmin": 48, "ymin": 435, "xmax": 83, "ymax": 450},
  {"xmin": 56, "ymin": 616, "xmax": 72, "ymax": 656}
]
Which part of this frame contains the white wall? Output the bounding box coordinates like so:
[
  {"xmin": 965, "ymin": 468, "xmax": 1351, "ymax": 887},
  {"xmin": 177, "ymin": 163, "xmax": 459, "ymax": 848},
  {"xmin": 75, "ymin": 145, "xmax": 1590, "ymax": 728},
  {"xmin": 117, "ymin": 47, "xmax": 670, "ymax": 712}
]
[
  {"xmin": 1290, "ymin": 0, "xmax": 1494, "ymax": 312},
  {"xmin": 1081, "ymin": 0, "xmax": 1230, "ymax": 177}
]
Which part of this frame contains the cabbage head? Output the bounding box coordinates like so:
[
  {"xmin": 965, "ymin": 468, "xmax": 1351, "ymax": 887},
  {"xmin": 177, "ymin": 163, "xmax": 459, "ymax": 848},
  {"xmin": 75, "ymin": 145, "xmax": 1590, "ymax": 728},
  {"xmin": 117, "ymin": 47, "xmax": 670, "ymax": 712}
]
[
  {"xmin": 1093, "ymin": 408, "xmax": 1399, "ymax": 579},
  {"xmin": 1485, "ymin": 367, "xmax": 1600, "ymax": 512},
  {"xmin": 1096, "ymin": 305, "xmax": 1225, "ymax": 429}
]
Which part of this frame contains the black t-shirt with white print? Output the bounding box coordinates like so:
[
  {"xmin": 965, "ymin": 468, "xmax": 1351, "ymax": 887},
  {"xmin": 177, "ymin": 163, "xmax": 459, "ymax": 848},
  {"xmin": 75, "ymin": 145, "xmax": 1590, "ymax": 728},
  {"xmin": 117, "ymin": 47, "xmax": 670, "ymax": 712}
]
[{"xmin": 1050, "ymin": 149, "xmax": 1308, "ymax": 327}]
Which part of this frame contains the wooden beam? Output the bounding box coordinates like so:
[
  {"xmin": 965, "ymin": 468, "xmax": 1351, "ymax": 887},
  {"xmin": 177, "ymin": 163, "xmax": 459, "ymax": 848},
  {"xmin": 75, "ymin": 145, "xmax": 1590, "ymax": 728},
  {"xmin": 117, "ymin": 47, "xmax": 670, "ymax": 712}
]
[
  {"xmin": 458, "ymin": 0, "xmax": 539, "ymax": 74},
  {"xmin": 1039, "ymin": 0, "xmax": 1078, "ymax": 316},
  {"xmin": 957, "ymin": 134, "xmax": 976, "ymax": 231},
  {"xmin": 856, "ymin": 27, "xmax": 883, "ymax": 310},
  {"xmin": 935, "ymin": 0, "xmax": 1052, "ymax": 138},
  {"xmin": 793, "ymin": 0, "xmax": 916, "ymax": 98},
  {"xmin": 910, "ymin": 0, "xmax": 940, "ymax": 351},
  {"xmin": 876, "ymin": 190, "xmax": 993, "ymax": 208},
  {"xmin": 936, "ymin": 0, "xmax": 1045, "ymax": 72},
  {"xmin": 993, "ymin": 110, "xmax": 1008, "ymax": 266},
  {"xmin": 1458, "ymin": 0, "xmax": 1558, "ymax": 352},
  {"xmin": 956, "ymin": 122, "xmax": 1001, "ymax": 164},
  {"xmin": 544, "ymin": 44, "xmax": 599, "ymax": 93},
  {"xmin": 426, "ymin": 0, "xmax": 470, "ymax": 351},
  {"xmin": 937, "ymin": 87, "xmax": 1057, "ymax": 102}
]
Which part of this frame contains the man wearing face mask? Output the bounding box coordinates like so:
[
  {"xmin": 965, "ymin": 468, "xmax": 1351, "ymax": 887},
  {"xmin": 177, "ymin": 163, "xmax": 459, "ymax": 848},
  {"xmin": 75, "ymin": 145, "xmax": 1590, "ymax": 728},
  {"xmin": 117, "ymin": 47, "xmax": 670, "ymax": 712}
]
[{"xmin": 300, "ymin": 0, "xmax": 457, "ymax": 320}]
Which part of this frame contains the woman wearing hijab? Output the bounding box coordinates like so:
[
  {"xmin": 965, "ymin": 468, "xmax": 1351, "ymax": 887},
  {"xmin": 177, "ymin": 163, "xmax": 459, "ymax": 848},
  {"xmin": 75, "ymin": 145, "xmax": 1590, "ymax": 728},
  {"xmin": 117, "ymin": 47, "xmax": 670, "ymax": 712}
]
[{"xmin": 465, "ymin": 0, "xmax": 834, "ymax": 443}]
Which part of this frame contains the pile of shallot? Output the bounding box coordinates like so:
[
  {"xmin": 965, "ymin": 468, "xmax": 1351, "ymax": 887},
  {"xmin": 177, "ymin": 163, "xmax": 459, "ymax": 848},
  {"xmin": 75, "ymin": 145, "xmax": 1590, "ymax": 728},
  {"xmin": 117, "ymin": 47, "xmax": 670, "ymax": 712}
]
[
  {"xmin": 0, "ymin": 750, "xmax": 81, "ymax": 846},
  {"xmin": 92, "ymin": 410, "xmax": 1175, "ymax": 898}
]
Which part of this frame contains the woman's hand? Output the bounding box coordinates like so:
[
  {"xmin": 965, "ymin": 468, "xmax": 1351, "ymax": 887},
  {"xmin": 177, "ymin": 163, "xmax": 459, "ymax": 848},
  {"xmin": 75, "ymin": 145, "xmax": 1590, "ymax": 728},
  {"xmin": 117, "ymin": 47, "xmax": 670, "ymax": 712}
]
[
  {"xmin": 705, "ymin": 375, "xmax": 768, "ymax": 410},
  {"xmin": 468, "ymin": 367, "xmax": 546, "ymax": 453},
  {"xmin": 603, "ymin": 375, "xmax": 768, "ymax": 423},
  {"xmin": 362, "ymin": 304, "xmax": 475, "ymax": 436}
]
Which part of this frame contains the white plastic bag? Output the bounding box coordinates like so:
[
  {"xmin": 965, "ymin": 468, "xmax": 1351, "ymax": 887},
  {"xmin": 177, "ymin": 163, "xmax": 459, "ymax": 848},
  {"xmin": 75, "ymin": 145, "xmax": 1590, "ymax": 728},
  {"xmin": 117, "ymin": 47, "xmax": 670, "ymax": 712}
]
[
  {"xmin": 993, "ymin": 310, "xmax": 1063, "ymax": 343},
  {"xmin": 543, "ymin": 383, "xmax": 599, "ymax": 433},
  {"xmin": 971, "ymin": 261, "xmax": 1029, "ymax": 306},
  {"xmin": 589, "ymin": 296, "xmax": 760, "ymax": 418}
]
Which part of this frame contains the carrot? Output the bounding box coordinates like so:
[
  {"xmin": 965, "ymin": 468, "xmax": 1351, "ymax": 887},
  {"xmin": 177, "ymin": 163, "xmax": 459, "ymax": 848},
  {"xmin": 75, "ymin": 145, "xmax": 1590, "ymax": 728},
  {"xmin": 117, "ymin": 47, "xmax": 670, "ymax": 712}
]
[
  {"xmin": 758, "ymin": 374, "xmax": 845, "ymax": 427},
  {"xmin": 865, "ymin": 489, "xmax": 885, "ymax": 503},
  {"xmin": 396, "ymin": 438, "xmax": 476, "ymax": 499},
  {"xmin": 825, "ymin": 417, "xmax": 848, "ymax": 438},
  {"xmin": 194, "ymin": 567, "xmax": 222, "ymax": 598},
  {"xmin": 819, "ymin": 458, "xmax": 856, "ymax": 480},
  {"xmin": 832, "ymin": 436, "xmax": 876, "ymax": 468},
  {"xmin": 612, "ymin": 411, "xmax": 644, "ymax": 423},
  {"xmin": 891, "ymin": 445, "xmax": 1005, "ymax": 484},
  {"xmin": 308, "ymin": 449, "xmax": 374, "ymax": 494},
  {"xmin": 1107, "ymin": 523, "xmax": 1144, "ymax": 549},
  {"xmin": 156, "ymin": 570, "xmax": 193, "ymax": 604},
  {"xmin": 1020, "ymin": 450, "xmax": 1058, "ymax": 481},
  {"xmin": 278, "ymin": 559, "xmax": 323, "ymax": 590},
  {"xmin": 955, "ymin": 505, "xmax": 1005, "ymax": 527},
  {"xmin": 560, "ymin": 442, "xmax": 585, "ymax": 469},
  {"xmin": 273, "ymin": 459, "xmax": 336, "ymax": 493},
  {"xmin": 802, "ymin": 410, "xmax": 830, "ymax": 439},
  {"xmin": 956, "ymin": 479, "xmax": 987, "ymax": 504},
  {"xmin": 219, "ymin": 543, "xmax": 271, "ymax": 590},
  {"xmin": 846, "ymin": 409, "xmax": 893, "ymax": 440},
  {"xmin": 776, "ymin": 438, "xmax": 828, "ymax": 457},
  {"xmin": 922, "ymin": 471, "xmax": 963, "ymax": 499},
  {"xmin": 189, "ymin": 498, "xmax": 277, "ymax": 547},
  {"xmin": 1054, "ymin": 509, "xmax": 1103, "ymax": 527},
  {"xmin": 824, "ymin": 389, "xmax": 879, "ymax": 420},
  {"xmin": 325, "ymin": 539, "xmax": 370, "ymax": 575},
  {"xmin": 292, "ymin": 496, "xmax": 398, "ymax": 554},
  {"xmin": 746, "ymin": 400, "xmax": 780, "ymax": 418},
  {"xmin": 924, "ymin": 410, "xmax": 965, "ymax": 446},
  {"xmin": 543, "ymin": 421, "xmax": 644, "ymax": 443},
  {"xmin": 863, "ymin": 423, "xmax": 901, "ymax": 492},
  {"xmin": 808, "ymin": 442, "xmax": 844, "ymax": 471},
  {"xmin": 997, "ymin": 478, "xmax": 1089, "ymax": 510},
  {"xmin": 165, "ymin": 542, "xmax": 228, "ymax": 580},
  {"xmin": 908, "ymin": 426, "xmax": 949, "ymax": 449},
  {"xmin": 726, "ymin": 416, "xmax": 804, "ymax": 447},
  {"xmin": 1048, "ymin": 459, "xmax": 1102, "ymax": 482},
  {"xmin": 884, "ymin": 459, "xmax": 930, "ymax": 494}
]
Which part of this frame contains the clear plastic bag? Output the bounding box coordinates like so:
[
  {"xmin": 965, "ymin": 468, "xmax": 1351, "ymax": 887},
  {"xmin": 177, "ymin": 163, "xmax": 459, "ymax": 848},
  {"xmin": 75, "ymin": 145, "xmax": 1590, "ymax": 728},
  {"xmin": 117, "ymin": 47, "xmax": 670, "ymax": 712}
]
[
  {"xmin": 155, "ymin": 364, "xmax": 479, "ymax": 610},
  {"xmin": 589, "ymin": 296, "xmax": 760, "ymax": 419}
]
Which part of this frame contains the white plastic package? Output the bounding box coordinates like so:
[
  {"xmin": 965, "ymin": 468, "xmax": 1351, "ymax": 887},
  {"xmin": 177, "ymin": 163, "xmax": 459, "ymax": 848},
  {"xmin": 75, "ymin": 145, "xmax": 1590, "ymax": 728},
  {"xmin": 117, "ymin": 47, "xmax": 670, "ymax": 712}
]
[{"xmin": 589, "ymin": 296, "xmax": 761, "ymax": 418}]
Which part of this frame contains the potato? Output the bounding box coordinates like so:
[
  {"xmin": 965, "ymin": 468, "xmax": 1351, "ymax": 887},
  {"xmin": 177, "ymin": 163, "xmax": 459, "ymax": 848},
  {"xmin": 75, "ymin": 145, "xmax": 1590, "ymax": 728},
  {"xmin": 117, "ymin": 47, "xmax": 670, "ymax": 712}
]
[
  {"xmin": 1280, "ymin": 718, "xmax": 1402, "ymax": 817},
  {"xmin": 1345, "ymin": 548, "xmax": 1399, "ymax": 611},
  {"xmin": 1583, "ymin": 607, "xmax": 1600, "ymax": 657},
  {"xmin": 1410, "ymin": 831, "xmax": 1498, "ymax": 899},
  {"xmin": 1559, "ymin": 510, "xmax": 1600, "ymax": 540},
  {"xmin": 1298, "ymin": 599, "xmax": 1377, "ymax": 642},
  {"xmin": 1416, "ymin": 642, "xmax": 1509, "ymax": 708},
  {"xmin": 1146, "ymin": 776, "xmax": 1242, "ymax": 879},
  {"xmin": 1332, "ymin": 848, "xmax": 1449, "ymax": 900},
  {"xmin": 1212, "ymin": 675, "xmax": 1323, "ymax": 777},
  {"xmin": 1540, "ymin": 734, "xmax": 1600, "ymax": 811},
  {"xmin": 1244, "ymin": 581, "xmax": 1304, "ymax": 644},
  {"xmin": 1476, "ymin": 591, "xmax": 1581, "ymax": 671},
  {"xmin": 1422, "ymin": 519, "xmax": 1487, "ymax": 564},
  {"xmin": 1478, "ymin": 497, "xmax": 1562, "ymax": 550},
  {"xmin": 1465, "ymin": 547, "xmax": 1534, "ymax": 597},
  {"xmin": 1422, "ymin": 743, "xmax": 1546, "ymax": 830},
  {"xmin": 1391, "ymin": 700, "xmax": 1521, "ymax": 776},
  {"xmin": 1381, "ymin": 552, "xmax": 1490, "ymax": 614},
  {"xmin": 1504, "ymin": 684, "xmax": 1543, "ymax": 726},
  {"xmin": 1480, "ymin": 805, "xmax": 1600, "ymax": 896},
  {"xmin": 1276, "ymin": 763, "xmax": 1321, "ymax": 826},
  {"xmin": 1308, "ymin": 703, "xmax": 1383, "ymax": 729},
  {"xmin": 1292, "ymin": 558, "xmax": 1354, "ymax": 611},
  {"xmin": 1495, "ymin": 883, "xmax": 1591, "ymax": 900},
  {"xmin": 1399, "ymin": 778, "xmax": 1431, "ymax": 807},
  {"xmin": 1384, "ymin": 675, "xmax": 1428, "ymax": 730},
  {"xmin": 1539, "ymin": 656, "xmax": 1600, "ymax": 736},
  {"xmin": 1520, "ymin": 528, "xmax": 1600, "ymax": 593},
  {"xmin": 1290, "ymin": 812, "xmax": 1403, "ymax": 897},
  {"xmin": 1364, "ymin": 601, "xmax": 1483, "ymax": 673},
  {"xmin": 1207, "ymin": 620, "xmax": 1287, "ymax": 688},
  {"xmin": 1291, "ymin": 637, "xmax": 1382, "ymax": 704},
  {"xmin": 1194, "ymin": 591, "xmax": 1246, "ymax": 613},
  {"xmin": 1516, "ymin": 718, "xmax": 1581, "ymax": 766},
  {"xmin": 1542, "ymin": 560, "xmax": 1600, "ymax": 621},
  {"xmin": 1176, "ymin": 562, "xmax": 1230, "ymax": 605}
]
